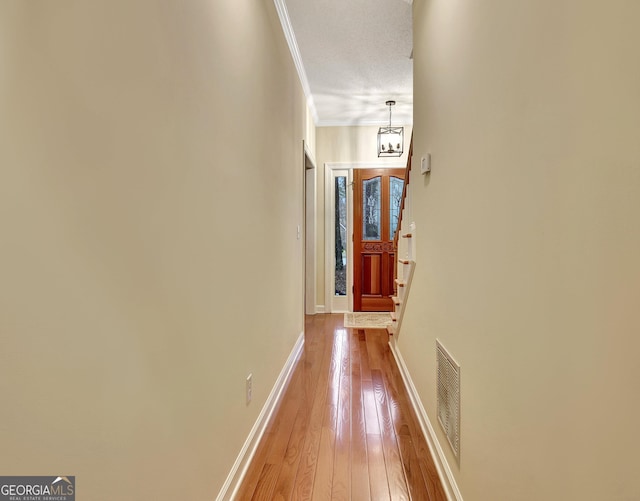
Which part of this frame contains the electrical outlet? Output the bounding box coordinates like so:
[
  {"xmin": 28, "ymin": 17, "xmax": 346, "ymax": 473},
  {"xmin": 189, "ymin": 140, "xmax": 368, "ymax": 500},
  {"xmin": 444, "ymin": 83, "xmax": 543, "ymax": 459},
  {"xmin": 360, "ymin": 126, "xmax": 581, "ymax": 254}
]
[{"xmin": 246, "ymin": 373, "xmax": 252, "ymax": 405}]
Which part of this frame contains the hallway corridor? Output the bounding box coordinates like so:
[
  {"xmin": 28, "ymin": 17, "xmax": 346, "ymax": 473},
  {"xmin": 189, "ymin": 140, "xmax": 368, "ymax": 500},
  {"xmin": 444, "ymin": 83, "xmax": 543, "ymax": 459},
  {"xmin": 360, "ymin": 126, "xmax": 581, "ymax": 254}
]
[{"xmin": 236, "ymin": 314, "xmax": 446, "ymax": 500}]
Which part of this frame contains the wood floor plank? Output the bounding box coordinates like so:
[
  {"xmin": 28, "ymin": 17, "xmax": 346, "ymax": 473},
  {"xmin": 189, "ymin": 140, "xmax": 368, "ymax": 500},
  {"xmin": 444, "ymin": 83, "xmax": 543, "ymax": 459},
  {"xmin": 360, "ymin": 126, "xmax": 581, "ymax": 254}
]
[
  {"xmin": 377, "ymin": 355, "xmax": 432, "ymax": 501},
  {"xmin": 291, "ymin": 433, "xmax": 322, "ymax": 495},
  {"xmin": 271, "ymin": 405, "xmax": 309, "ymax": 501},
  {"xmin": 414, "ymin": 428, "xmax": 448, "ymax": 501},
  {"xmin": 312, "ymin": 326, "xmax": 349, "ymax": 500},
  {"xmin": 331, "ymin": 329, "xmax": 351, "ymax": 501},
  {"xmin": 379, "ymin": 354, "xmax": 411, "ymax": 437},
  {"xmin": 265, "ymin": 361, "xmax": 301, "ymax": 435},
  {"xmin": 365, "ymin": 328, "xmax": 385, "ymax": 370},
  {"xmin": 270, "ymin": 334, "xmax": 322, "ymax": 500},
  {"xmin": 397, "ymin": 433, "xmax": 432, "ymax": 501},
  {"xmin": 266, "ymin": 371, "xmax": 303, "ymax": 464},
  {"xmin": 366, "ymin": 432, "xmax": 391, "ymax": 500},
  {"xmin": 291, "ymin": 318, "xmax": 334, "ymax": 500},
  {"xmin": 251, "ymin": 463, "xmax": 280, "ymax": 501},
  {"xmin": 249, "ymin": 376, "xmax": 303, "ymax": 501},
  {"xmin": 350, "ymin": 330, "xmax": 371, "ymax": 501},
  {"xmin": 382, "ymin": 341, "xmax": 448, "ymax": 501},
  {"xmin": 311, "ymin": 427, "xmax": 336, "ymax": 500},
  {"xmin": 372, "ymin": 369, "xmax": 410, "ymax": 501},
  {"xmin": 358, "ymin": 329, "xmax": 372, "ymax": 381},
  {"xmin": 362, "ymin": 379, "xmax": 381, "ymax": 436}
]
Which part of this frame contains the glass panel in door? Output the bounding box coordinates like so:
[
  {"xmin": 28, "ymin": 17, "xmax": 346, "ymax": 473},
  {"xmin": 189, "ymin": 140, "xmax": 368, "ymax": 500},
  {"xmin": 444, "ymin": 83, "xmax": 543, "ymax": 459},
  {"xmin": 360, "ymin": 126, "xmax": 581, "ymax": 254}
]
[
  {"xmin": 389, "ymin": 177, "xmax": 404, "ymax": 240},
  {"xmin": 362, "ymin": 176, "xmax": 381, "ymax": 241}
]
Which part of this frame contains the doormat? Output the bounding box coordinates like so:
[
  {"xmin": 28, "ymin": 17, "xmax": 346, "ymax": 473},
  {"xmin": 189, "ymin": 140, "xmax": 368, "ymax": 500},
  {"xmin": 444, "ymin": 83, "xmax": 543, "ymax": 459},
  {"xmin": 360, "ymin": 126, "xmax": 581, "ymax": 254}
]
[{"xmin": 343, "ymin": 312, "xmax": 392, "ymax": 329}]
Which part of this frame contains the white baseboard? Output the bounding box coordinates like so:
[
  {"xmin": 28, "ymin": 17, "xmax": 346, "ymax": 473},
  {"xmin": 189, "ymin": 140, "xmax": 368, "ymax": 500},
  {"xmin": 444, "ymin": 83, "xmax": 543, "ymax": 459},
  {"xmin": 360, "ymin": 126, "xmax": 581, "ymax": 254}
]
[
  {"xmin": 315, "ymin": 305, "xmax": 325, "ymax": 314},
  {"xmin": 216, "ymin": 331, "xmax": 305, "ymax": 501},
  {"xmin": 389, "ymin": 342, "xmax": 464, "ymax": 501}
]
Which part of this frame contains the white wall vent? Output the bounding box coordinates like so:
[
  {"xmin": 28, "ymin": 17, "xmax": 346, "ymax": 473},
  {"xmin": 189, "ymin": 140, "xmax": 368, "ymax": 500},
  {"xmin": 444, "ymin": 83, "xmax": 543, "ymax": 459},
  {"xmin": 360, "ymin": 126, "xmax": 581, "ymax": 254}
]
[{"xmin": 437, "ymin": 339, "xmax": 460, "ymax": 461}]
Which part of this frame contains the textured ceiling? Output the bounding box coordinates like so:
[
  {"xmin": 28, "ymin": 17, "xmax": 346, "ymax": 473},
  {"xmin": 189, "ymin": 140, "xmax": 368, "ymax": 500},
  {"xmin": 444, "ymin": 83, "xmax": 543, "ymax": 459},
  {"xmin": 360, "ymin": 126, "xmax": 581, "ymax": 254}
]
[{"xmin": 278, "ymin": 0, "xmax": 413, "ymax": 126}]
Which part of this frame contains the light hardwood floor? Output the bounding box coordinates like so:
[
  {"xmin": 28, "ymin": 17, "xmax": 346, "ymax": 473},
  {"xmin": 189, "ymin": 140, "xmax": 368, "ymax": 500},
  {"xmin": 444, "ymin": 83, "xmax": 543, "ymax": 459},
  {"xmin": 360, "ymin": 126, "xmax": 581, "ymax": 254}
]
[{"xmin": 235, "ymin": 314, "xmax": 446, "ymax": 501}]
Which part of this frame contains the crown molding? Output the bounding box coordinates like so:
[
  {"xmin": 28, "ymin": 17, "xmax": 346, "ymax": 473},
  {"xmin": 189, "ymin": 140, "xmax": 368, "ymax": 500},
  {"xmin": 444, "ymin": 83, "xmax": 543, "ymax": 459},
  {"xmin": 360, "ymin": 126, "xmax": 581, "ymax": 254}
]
[
  {"xmin": 273, "ymin": 0, "xmax": 319, "ymax": 125},
  {"xmin": 317, "ymin": 119, "xmax": 388, "ymax": 127},
  {"xmin": 317, "ymin": 120, "xmax": 413, "ymax": 128}
]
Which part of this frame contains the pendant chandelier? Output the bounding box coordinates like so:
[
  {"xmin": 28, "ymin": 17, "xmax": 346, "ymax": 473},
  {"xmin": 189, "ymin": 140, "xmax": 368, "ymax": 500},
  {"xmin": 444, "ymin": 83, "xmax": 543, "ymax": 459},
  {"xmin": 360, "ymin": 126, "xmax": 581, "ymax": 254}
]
[{"xmin": 377, "ymin": 100, "xmax": 404, "ymax": 157}]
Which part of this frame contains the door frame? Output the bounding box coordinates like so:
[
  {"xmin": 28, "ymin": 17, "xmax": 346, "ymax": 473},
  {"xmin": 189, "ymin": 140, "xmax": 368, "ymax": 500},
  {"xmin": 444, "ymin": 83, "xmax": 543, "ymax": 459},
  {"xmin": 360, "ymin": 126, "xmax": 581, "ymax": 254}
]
[
  {"xmin": 303, "ymin": 141, "xmax": 317, "ymax": 316},
  {"xmin": 324, "ymin": 161, "xmax": 404, "ymax": 313}
]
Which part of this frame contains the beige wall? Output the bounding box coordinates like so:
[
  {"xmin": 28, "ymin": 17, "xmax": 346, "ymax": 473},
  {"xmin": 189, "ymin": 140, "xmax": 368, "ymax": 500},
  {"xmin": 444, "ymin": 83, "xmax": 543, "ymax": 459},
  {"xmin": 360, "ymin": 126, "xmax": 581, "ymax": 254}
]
[
  {"xmin": 315, "ymin": 125, "xmax": 412, "ymax": 309},
  {"xmin": 0, "ymin": 1, "xmax": 313, "ymax": 499},
  {"xmin": 401, "ymin": 1, "xmax": 640, "ymax": 499}
]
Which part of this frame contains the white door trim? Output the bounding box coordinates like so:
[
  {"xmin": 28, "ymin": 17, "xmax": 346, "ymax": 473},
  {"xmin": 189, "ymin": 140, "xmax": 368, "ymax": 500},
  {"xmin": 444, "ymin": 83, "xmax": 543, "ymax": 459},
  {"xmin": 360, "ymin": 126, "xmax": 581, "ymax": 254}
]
[
  {"xmin": 324, "ymin": 166, "xmax": 350, "ymax": 313},
  {"xmin": 324, "ymin": 161, "xmax": 404, "ymax": 313}
]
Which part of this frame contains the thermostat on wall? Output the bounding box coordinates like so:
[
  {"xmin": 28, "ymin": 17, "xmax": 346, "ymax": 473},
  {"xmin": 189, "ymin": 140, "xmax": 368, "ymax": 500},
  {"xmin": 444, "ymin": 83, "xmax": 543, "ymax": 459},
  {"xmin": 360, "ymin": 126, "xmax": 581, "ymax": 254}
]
[{"xmin": 421, "ymin": 154, "xmax": 431, "ymax": 174}]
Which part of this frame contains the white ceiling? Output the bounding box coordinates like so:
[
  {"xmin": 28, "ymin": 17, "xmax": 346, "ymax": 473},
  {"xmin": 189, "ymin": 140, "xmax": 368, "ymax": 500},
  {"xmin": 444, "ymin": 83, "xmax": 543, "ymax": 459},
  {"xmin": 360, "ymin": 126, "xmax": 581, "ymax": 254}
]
[{"xmin": 276, "ymin": 0, "xmax": 413, "ymax": 127}]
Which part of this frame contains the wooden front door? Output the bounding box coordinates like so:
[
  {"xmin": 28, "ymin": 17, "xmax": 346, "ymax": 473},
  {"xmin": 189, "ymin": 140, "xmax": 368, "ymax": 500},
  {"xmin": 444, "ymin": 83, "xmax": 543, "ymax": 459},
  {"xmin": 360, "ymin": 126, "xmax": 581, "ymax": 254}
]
[{"xmin": 353, "ymin": 168, "xmax": 405, "ymax": 311}]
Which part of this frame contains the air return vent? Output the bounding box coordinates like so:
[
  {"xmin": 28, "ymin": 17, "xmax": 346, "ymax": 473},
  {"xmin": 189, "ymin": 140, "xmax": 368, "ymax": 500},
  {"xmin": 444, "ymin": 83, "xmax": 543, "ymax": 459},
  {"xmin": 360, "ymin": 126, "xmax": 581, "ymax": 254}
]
[{"xmin": 437, "ymin": 339, "xmax": 460, "ymax": 460}]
